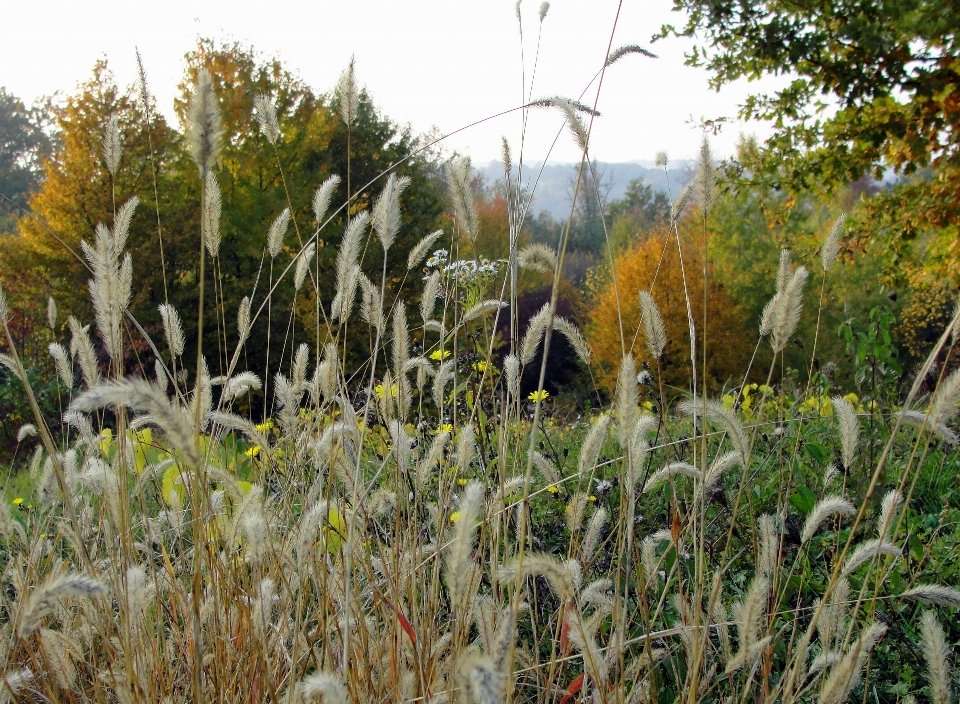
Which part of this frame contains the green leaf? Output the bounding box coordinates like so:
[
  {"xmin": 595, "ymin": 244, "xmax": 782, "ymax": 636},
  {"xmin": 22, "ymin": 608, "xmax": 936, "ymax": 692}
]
[
  {"xmin": 803, "ymin": 441, "xmax": 827, "ymax": 465},
  {"xmin": 790, "ymin": 486, "xmax": 817, "ymax": 514}
]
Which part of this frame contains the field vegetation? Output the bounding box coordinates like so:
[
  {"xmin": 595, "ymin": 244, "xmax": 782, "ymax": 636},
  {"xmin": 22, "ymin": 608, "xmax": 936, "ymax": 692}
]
[{"xmin": 0, "ymin": 4, "xmax": 959, "ymax": 703}]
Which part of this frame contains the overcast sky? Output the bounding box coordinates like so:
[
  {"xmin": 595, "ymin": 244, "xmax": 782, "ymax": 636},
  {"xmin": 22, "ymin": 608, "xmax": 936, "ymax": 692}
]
[{"xmin": 0, "ymin": 0, "xmax": 783, "ymax": 165}]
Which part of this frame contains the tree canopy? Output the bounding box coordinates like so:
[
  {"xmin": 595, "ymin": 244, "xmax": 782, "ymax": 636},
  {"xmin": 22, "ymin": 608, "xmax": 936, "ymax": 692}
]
[
  {"xmin": 0, "ymin": 89, "xmax": 52, "ymax": 233},
  {"xmin": 659, "ymin": 0, "xmax": 960, "ymax": 291},
  {"xmin": 0, "ymin": 41, "xmax": 446, "ymax": 403}
]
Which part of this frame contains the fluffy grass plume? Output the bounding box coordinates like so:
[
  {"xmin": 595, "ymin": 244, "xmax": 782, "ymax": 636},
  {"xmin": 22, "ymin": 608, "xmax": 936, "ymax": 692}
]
[
  {"xmin": 445, "ymin": 157, "xmax": 479, "ymax": 242},
  {"xmin": 313, "ymin": 174, "xmax": 341, "ymax": 225},
  {"xmin": 372, "ymin": 172, "xmax": 410, "ymax": 253},
  {"xmin": 295, "ymin": 242, "xmax": 316, "ymax": 291},
  {"xmin": 920, "ymin": 611, "xmax": 953, "ymax": 704},
  {"xmin": 578, "ymin": 413, "xmax": 611, "ymax": 477},
  {"xmin": 298, "ymin": 671, "xmax": 347, "ymax": 704},
  {"xmin": 904, "ymin": 367, "xmax": 960, "ymax": 444},
  {"xmin": 822, "ymin": 213, "xmax": 846, "ymax": 272},
  {"xmin": 202, "ymin": 171, "xmax": 222, "ymax": 257},
  {"xmin": 186, "ymin": 67, "xmax": 222, "ymax": 176},
  {"xmin": 445, "ymin": 480, "xmax": 484, "ymax": 608},
  {"xmin": 518, "ymin": 243, "xmax": 557, "ymax": 273},
  {"xmin": 17, "ymin": 573, "xmax": 107, "ymax": 639},
  {"xmin": 336, "ymin": 55, "xmax": 358, "ymax": 126},
  {"xmin": 639, "ymin": 290, "xmax": 666, "ymax": 359},
  {"xmin": 407, "ymin": 229, "xmax": 444, "ymax": 271},
  {"xmin": 901, "ymin": 584, "xmax": 960, "ymax": 608},
  {"xmin": 267, "ymin": 207, "xmax": 290, "ymax": 259},
  {"xmin": 760, "ymin": 263, "xmax": 809, "ymax": 353},
  {"xmin": 832, "ymin": 394, "xmax": 859, "ymax": 469},
  {"xmin": 842, "ymin": 538, "xmax": 901, "ymax": 577},
  {"xmin": 157, "ymin": 303, "xmax": 185, "ymax": 358},
  {"xmin": 252, "ymin": 93, "xmax": 280, "ymax": 145},
  {"xmin": 102, "ymin": 114, "xmax": 122, "ymax": 176},
  {"xmin": 604, "ymin": 43, "xmax": 657, "ymax": 67},
  {"xmin": 71, "ymin": 379, "xmax": 199, "ymax": 467},
  {"xmin": 801, "ymin": 495, "xmax": 856, "ymax": 543}
]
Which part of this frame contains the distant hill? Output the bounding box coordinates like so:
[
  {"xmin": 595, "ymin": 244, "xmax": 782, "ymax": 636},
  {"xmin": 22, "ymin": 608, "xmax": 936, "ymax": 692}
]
[{"xmin": 476, "ymin": 160, "xmax": 693, "ymax": 219}]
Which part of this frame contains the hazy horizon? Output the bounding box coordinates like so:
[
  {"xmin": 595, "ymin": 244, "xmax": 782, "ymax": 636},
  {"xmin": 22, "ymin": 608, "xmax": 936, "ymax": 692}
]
[{"xmin": 0, "ymin": 0, "xmax": 786, "ymax": 165}]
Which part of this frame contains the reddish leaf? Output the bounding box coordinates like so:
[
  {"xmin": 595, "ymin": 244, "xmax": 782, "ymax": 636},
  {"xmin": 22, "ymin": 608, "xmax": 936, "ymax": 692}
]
[
  {"xmin": 559, "ymin": 673, "xmax": 584, "ymax": 704},
  {"xmin": 396, "ymin": 610, "xmax": 418, "ymax": 646},
  {"xmin": 377, "ymin": 591, "xmax": 418, "ymax": 646},
  {"xmin": 559, "ymin": 599, "xmax": 575, "ymax": 657}
]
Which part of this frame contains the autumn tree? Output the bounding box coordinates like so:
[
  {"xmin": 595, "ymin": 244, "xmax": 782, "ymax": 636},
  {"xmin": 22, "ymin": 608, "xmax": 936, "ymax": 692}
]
[
  {"xmin": 0, "ymin": 61, "xmax": 178, "ymax": 371},
  {"xmin": 587, "ymin": 221, "xmax": 746, "ymax": 394},
  {"xmin": 0, "ymin": 42, "xmax": 447, "ymax": 404},
  {"xmin": 659, "ymin": 0, "xmax": 960, "ymax": 345}
]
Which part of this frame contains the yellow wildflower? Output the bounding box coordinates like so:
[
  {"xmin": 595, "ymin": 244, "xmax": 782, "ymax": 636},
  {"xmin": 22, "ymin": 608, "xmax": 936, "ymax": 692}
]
[
  {"xmin": 245, "ymin": 445, "xmax": 261, "ymax": 458},
  {"xmin": 450, "ymin": 511, "xmax": 461, "ymax": 523},
  {"xmin": 434, "ymin": 423, "xmax": 453, "ymax": 435},
  {"xmin": 473, "ymin": 360, "xmax": 487, "ymax": 373},
  {"xmin": 430, "ymin": 348, "xmax": 452, "ymax": 361},
  {"xmin": 547, "ymin": 485, "xmax": 559, "ymax": 494},
  {"xmin": 12, "ymin": 497, "xmax": 23, "ymax": 505},
  {"xmin": 255, "ymin": 419, "xmax": 274, "ymax": 433},
  {"xmin": 528, "ymin": 390, "xmax": 550, "ymax": 402}
]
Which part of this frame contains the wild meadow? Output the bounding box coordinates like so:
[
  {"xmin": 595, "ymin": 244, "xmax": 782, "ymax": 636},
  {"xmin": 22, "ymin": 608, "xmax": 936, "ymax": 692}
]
[{"xmin": 0, "ymin": 8, "xmax": 959, "ymax": 704}]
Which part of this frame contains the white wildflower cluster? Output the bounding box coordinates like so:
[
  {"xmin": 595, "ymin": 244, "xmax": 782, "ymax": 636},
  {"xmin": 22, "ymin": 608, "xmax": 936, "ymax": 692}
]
[
  {"xmin": 425, "ymin": 248, "xmax": 449, "ymax": 269},
  {"xmin": 424, "ymin": 249, "xmax": 504, "ymax": 279}
]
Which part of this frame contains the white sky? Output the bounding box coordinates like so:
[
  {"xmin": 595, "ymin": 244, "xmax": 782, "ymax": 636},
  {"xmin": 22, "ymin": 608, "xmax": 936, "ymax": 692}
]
[{"xmin": 0, "ymin": 0, "xmax": 783, "ymax": 164}]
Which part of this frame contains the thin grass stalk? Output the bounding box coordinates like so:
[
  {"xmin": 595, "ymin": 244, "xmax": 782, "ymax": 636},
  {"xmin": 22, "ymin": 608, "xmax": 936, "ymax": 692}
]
[{"xmin": 512, "ymin": 10, "xmax": 623, "ymax": 704}]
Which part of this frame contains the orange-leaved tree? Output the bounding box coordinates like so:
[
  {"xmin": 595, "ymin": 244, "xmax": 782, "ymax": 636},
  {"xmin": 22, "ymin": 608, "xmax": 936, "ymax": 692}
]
[{"xmin": 587, "ymin": 223, "xmax": 748, "ymax": 397}]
